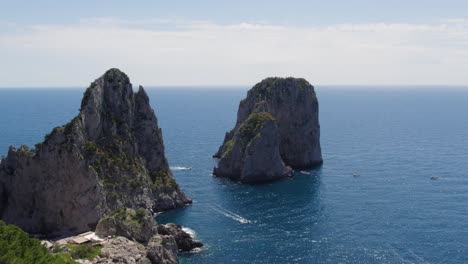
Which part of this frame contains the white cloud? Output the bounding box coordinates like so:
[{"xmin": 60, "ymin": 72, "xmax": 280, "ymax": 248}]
[{"xmin": 0, "ymin": 18, "xmax": 467, "ymax": 87}]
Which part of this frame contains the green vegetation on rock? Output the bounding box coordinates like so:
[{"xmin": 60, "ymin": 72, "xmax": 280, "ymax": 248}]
[
  {"xmin": 43, "ymin": 126, "xmax": 64, "ymax": 143},
  {"xmin": 82, "ymin": 139, "xmax": 146, "ymax": 199},
  {"xmin": 17, "ymin": 145, "xmax": 35, "ymax": 158},
  {"xmin": 0, "ymin": 220, "xmax": 76, "ymax": 264},
  {"xmin": 97, "ymin": 207, "xmax": 154, "ymax": 243},
  {"xmin": 222, "ymin": 139, "xmax": 234, "ymax": 157},
  {"xmin": 63, "ymin": 117, "xmax": 79, "ymax": 135},
  {"xmin": 81, "ymin": 81, "xmax": 97, "ymax": 110},
  {"xmin": 103, "ymin": 207, "xmax": 146, "ymax": 224},
  {"xmin": 249, "ymin": 77, "xmax": 315, "ymax": 100},
  {"xmin": 220, "ymin": 112, "xmax": 274, "ymax": 158},
  {"xmin": 65, "ymin": 243, "xmax": 102, "ymax": 261},
  {"xmin": 84, "ymin": 141, "xmax": 98, "ymax": 156},
  {"xmin": 239, "ymin": 112, "xmax": 274, "ymax": 143},
  {"xmin": 150, "ymin": 170, "xmax": 178, "ymax": 189}
]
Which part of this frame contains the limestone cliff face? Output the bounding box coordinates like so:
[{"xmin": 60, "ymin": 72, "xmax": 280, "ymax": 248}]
[
  {"xmin": 213, "ymin": 112, "xmax": 292, "ymax": 183},
  {"xmin": 0, "ymin": 68, "xmax": 190, "ymax": 234},
  {"xmin": 214, "ymin": 77, "xmax": 322, "ymax": 179}
]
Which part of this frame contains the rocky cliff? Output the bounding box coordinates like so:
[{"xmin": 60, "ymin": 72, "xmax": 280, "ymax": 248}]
[
  {"xmin": 214, "ymin": 77, "xmax": 322, "ymax": 181},
  {"xmin": 0, "ymin": 68, "xmax": 191, "ymax": 234},
  {"xmin": 94, "ymin": 208, "xmax": 202, "ymax": 264}
]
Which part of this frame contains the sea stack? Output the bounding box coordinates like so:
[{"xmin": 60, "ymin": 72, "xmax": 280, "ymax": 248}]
[
  {"xmin": 214, "ymin": 77, "xmax": 322, "ymax": 182},
  {"xmin": 0, "ymin": 68, "xmax": 191, "ymax": 234}
]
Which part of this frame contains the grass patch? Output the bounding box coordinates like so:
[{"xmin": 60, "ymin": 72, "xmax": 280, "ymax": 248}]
[
  {"xmin": 222, "ymin": 139, "xmax": 234, "ymax": 157},
  {"xmin": 150, "ymin": 170, "xmax": 178, "ymax": 189},
  {"xmin": 239, "ymin": 112, "xmax": 274, "ymax": 143},
  {"xmin": 65, "ymin": 243, "xmax": 102, "ymax": 261},
  {"xmin": 84, "ymin": 141, "xmax": 98, "ymax": 156}
]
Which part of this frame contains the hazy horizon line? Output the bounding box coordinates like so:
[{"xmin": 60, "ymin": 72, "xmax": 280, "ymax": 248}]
[{"xmin": 0, "ymin": 84, "xmax": 467, "ymax": 90}]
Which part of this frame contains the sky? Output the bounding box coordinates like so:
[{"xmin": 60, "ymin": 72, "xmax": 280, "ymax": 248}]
[{"xmin": 1, "ymin": 0, "xmax": 468, "ymax": 87}]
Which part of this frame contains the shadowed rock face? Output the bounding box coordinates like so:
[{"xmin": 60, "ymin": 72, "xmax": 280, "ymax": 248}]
[
  {"xmin": 213, "ymin": 112, "xmax": 292, "ymax": 183},
  {"xmin": 214, "ymin": 77, "xmax": 322, "ymax": 182},
  {"xmin": 0, "ymin": 68, "xmax": 190, "ymax": 234}
]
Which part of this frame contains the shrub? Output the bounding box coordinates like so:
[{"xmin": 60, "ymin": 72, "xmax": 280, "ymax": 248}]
[
  {"xmin": 81, "ymin": 82, "xmax": 96, "ymax": 110},
  {"xmin": 66, "ymin": 243, "xmax": 101, "ymax": 260},
  {"xmin": 17, "ymin": 145, "xmax": 34, "ymax": 158},
  {"xmin": 42, "ymin": 126, "xmax": 66, "ymax": 145},
  {"xmin": 0, "ymin": 220, "xmax": 76, "ymax": 264},
  {"xmin": 84, "ymin": 141, "xmax": 98, "ymax": 156},
  {"xmin": 133, "ymin": 208, "xmax": 147, "ymax": 223},
  {"xmin": 239, "ymin": 112, "xmax": 274, "ymax": 144},
  {"xmin": 222, "ymin": 139, "xmax": 234, "ymax": 157},
  {"xmin": 63, "ymin": 117, "xmax": 79, "ymax": 135}
]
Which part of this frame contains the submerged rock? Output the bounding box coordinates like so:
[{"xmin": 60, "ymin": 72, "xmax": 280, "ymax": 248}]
[
  {"xmin": 0, "ymin": 68, "xmax": 191, "ymax": 234},
  {"xmin": 214, "ymin": 77, "xmax": 322, "ymax": 180},
  {"xmin": 213, "ymin": 112, "xmax": 292, "ymax": 183}
]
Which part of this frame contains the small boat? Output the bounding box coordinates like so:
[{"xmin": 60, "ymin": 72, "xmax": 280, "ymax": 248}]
[
  {"xmin": 430, "ymin": 176, "xmax": 439, "ymax": 180},
  {"xmin": 352, "ymin": 173, "xmax": 361, "ymax": 177}
]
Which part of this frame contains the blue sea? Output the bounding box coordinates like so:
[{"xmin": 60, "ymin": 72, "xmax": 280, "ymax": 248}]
[{"xmin": 1, "ymin": 87, "xmax": 467, "ymax": 264}]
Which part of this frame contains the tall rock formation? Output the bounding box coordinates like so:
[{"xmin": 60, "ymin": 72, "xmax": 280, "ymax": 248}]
[
  {"xmin": 0, "ymin": 68, "xmax": 190, "ymax": 234},
  {"xmin": 214, "ymin": 77, "xmax": 322, "ymax": 182}
]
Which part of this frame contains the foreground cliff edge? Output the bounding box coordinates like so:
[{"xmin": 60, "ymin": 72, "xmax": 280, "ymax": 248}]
[
  {"xmin": 0, "ymin": 68, "xmax": 191, "ymax": 235},
  {"xmin": 214, "ymin": 77, "xmax": 322, "ymax": 183},
  {"xmin": 0, "ymin": 208, "xmax": 203, "ymax": 264}
]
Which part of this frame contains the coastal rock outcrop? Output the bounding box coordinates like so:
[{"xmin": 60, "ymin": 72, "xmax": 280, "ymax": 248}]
[
  {"xmin": 214, "ymin": 77, "xmax": 322, "ymax": 181},
  {"xmin": 94, "ymin": 208, "xmax": 202, "ymax": 264},
  {"xmin": 145, "ymin": 235, "xmax": 178, "ymax": 264},
  {"xmin": 0, "ymin": 68, "xmax": 191, "ymax": 234},
  {"xmin": 97, "ymin": 235, "xmax": 179, "ymax": 264},
  {"xmin": 95, "ymin": 208, "xmax": 156, "ymax": 244},
  {"xmin": 157, "ymin": 224, "xmax": 203, "ymax": 252},
  {"xmin": 98, "ymin": 237, "xmax": 153, "ymax": 264}
]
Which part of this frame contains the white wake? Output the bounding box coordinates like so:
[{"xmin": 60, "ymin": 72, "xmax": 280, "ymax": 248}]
[
  {"xmin": 170, "ymin": 166, "xmax": 192, "ymax": 171},
  {"xmin": 211, "ymin": 206, "xmax": 251, "ymax": 224}
]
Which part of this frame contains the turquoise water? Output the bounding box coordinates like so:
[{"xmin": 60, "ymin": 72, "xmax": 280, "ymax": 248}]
[{"xmin": 1, "ymin": 87, "xmax": 468, "ymax": 263}]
